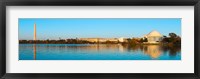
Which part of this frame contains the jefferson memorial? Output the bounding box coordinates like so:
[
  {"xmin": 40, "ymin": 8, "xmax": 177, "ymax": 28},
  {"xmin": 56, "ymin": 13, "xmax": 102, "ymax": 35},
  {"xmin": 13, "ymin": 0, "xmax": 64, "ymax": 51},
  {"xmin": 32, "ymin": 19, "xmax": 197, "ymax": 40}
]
[{"xmin": 144, "ymin": 30, "xmax": 163, "ymax": 44}]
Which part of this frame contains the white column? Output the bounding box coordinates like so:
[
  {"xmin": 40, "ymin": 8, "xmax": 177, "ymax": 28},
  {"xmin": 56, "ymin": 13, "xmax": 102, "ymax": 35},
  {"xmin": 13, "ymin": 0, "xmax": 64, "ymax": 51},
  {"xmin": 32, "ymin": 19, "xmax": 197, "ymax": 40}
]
[{"xmin": 34, "ymin": 23, "xmax": 36, "ymax": 41}]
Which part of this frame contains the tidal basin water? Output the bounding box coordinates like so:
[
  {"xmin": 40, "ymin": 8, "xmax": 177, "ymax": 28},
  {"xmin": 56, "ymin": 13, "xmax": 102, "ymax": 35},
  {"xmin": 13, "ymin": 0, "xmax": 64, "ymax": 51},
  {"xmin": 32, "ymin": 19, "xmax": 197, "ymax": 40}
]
[{"xmin": 19, "ymin": 44, "xmax": 181, "ymax": 60}]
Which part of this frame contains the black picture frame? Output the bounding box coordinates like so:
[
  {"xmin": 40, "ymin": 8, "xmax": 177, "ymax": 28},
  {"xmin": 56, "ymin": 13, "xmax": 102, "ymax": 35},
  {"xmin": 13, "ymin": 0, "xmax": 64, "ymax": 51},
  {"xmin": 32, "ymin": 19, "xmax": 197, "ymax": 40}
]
[{"xmin": 0, "ymin": 0, "xmax": 200, "ymax": 79}]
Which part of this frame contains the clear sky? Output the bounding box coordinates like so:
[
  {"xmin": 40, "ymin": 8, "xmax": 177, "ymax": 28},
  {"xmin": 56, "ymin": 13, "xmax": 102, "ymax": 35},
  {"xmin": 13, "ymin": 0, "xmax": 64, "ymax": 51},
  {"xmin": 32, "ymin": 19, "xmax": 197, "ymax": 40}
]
[{"xmin": 19, "ymin": 18, "xmax": 181, "ymax": 40}]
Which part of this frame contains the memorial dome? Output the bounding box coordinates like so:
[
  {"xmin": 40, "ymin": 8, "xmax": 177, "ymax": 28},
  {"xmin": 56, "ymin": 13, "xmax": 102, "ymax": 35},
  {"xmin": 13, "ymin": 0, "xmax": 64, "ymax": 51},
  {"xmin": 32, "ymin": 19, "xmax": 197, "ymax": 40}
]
[{"xmin": 147, "ymin": 30, "xmax": 162, "ymax": 37}]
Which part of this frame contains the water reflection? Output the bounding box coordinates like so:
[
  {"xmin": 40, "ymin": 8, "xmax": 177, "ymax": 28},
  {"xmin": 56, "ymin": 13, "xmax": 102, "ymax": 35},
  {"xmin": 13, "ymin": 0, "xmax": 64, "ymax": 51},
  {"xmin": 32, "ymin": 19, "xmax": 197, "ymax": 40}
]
[
  {"xmin": 33, "ymin": 44, "xmax": 36, "ymax": 60},
  {"xmin": 19, "ymin": 44, "xmax": 181, "ymax": 60},
  {"xmin": 143, "ymin": 45, "xmax": 161, "ymax": 59}
]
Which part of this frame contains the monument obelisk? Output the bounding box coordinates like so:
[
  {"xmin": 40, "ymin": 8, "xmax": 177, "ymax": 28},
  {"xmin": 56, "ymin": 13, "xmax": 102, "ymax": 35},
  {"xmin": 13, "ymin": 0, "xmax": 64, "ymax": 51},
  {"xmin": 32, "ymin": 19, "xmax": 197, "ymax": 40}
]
[{"xmin": 34, "ymin": 23, "xmax": 36, "ymax": 41}]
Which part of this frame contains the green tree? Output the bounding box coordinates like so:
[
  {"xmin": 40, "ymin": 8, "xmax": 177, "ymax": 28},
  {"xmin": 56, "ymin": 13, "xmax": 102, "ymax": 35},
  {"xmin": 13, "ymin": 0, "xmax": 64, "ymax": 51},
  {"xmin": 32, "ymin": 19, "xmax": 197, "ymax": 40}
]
[
  {"xmin": 161, "ymin": 33, "xmax": 181, "ymax": 46},
  {"xmin": 169, "ymin": 33, "xmax": 177, "ymax": 38}
]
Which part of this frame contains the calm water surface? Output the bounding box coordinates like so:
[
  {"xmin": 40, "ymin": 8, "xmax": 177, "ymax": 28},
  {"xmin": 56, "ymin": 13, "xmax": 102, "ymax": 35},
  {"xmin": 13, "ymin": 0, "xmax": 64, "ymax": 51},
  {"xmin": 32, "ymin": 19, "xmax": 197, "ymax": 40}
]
[{"xmin": 19, "ymin": 44, "xmax": 181, "ymax": 60}]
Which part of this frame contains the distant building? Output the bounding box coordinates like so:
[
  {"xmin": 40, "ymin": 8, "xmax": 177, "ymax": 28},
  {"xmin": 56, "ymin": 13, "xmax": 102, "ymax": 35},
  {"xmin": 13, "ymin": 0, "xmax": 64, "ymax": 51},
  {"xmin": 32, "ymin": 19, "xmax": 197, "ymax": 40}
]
[
  {"xmin": 79, "ymin": 38, "xmax": 99, "ymax": 42},
  {"xmin": 78, "ymin": 37, "xmax": 128, "ymax": 43},
  {"xmin": 144, "ymin": 30, "xmax": 163, "ymax": 44},
  {"xmin": 118, "ymin": 37, "xmax": 125, "ymax": 42}
]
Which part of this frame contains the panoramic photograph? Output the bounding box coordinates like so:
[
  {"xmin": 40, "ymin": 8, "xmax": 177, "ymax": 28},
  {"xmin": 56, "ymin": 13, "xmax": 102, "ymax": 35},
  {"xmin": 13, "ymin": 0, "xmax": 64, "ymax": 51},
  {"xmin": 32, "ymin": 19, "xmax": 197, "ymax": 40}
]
[{"xmin": 19, "ymin": 18, "xmax": 181, "ymax": 60}]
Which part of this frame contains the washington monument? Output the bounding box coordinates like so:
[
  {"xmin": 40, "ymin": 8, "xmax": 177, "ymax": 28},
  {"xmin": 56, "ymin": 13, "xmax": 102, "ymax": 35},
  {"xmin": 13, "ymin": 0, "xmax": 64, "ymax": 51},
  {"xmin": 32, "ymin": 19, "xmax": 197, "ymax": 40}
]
[{"xmin": 34, "ymin": 23, "xmax": 36, "ymax": 41}]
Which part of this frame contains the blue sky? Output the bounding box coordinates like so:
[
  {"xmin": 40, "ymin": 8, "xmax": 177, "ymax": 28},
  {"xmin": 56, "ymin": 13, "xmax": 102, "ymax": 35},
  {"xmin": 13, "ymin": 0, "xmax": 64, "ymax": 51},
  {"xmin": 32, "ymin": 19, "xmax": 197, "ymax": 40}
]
[{"xmin": 19, "ymin": 18, "xmax": 181, "ymax": 40}]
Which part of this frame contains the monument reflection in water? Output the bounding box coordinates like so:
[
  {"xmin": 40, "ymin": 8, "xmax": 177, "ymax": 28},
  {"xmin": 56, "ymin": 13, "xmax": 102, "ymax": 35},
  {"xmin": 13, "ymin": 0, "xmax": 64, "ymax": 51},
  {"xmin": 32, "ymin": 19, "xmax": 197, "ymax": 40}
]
[
  {"xmin": 19, "ymin": 44, "xmax": 181, "ymax": 60},
  {"xmin": 33, "ymin": 44, "xmax": 36, "ymax": 60}
]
